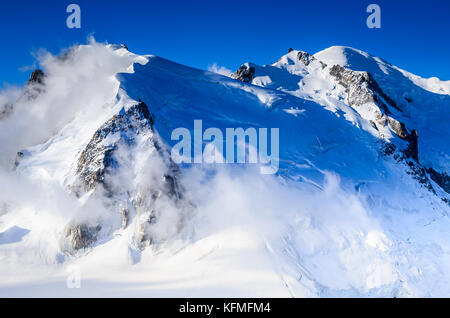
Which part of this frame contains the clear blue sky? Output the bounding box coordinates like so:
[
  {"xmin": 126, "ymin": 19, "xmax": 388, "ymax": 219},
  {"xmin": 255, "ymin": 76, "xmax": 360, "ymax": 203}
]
[{"xmin": 1, "ymin": 0, "xmax": 449, "ymax": 86}]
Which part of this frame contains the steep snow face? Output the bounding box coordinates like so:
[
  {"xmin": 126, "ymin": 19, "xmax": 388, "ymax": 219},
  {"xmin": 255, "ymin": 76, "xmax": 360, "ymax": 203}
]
[{"xmin": 1, "ymin": 43, "xmax": 450, "ymax": 297}]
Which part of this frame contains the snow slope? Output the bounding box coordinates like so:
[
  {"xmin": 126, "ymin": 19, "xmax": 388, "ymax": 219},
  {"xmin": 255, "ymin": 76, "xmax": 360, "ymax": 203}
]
[{"xmin": 0, "ymin": 42, "xmax": 449, "ymax": 297}]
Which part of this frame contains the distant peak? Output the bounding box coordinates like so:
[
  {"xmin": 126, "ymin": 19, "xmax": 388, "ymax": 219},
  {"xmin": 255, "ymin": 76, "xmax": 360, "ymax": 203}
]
[{"xmin": 28, "ymin": 69, "xmax": 45, "ymax": 85}]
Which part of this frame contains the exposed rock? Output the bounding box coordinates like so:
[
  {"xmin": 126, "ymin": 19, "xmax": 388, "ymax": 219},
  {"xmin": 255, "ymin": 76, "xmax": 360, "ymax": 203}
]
[
  {"xmin": 75, "ymin": 102, "xmax": 154, "ymax": 193},
  {"xmin": 297, "ymin": 51, "xmax": 315, "ymax": 66},
  {"xmin": 388, "ymin": 118, "xmax": 409, "ymax": 139},
  {"xmin": 1, "ymin": 70, "xmax": 46, "ymax": 121},
  {"xmin": 63, "ymin": 223, "xmax": 101, "ymax": 251},
  {"xmin": 72, "ymin": 100, "xmax": 185, "ymax": 252},
  {"xmin": 380, "ymin": 140, "xmax": 450, "ymax": 206},
  {"xmin": 406, "ymin": 160, "xmax": 436, "ymax": 194},
  {"xmin": 14, "ymin": 151, "xmax": 25, "ymax": 169},
  {"xmin": 233, "ymin": 64, "xmax": 255, "ymax": 83},
  {"xmin": 328, "ymin": 64, "xmax": 421, "ymax": 150},
  {"xmin": 382, "ymin": 141, "xmax": 397, "ymax": 157},
  {"xmin": 120, "ymin": 207, "xmax": 129, "ymax": 229},
  {"xmin": 374, "ymin": 109, "xmax": 388, "ymax": 126},
  {"xmin": 319, "ymin": 61, "xmax": 328, "ymax": 69},
  {"xmin": 23, "ymin": 69, "xmax": 46, "ymax": 99},
  {"xmin": 329, "ymin": 64, "xmax": 399, "ymax": 114},
  {"xmin": 427, "ymin": 167, "xmax": 450, "ymax": 195},
  {"xmin": 136, "ymin": 210, "xmax": 157, "ymax": 248},
  {"xmin": 382, "ymin": 140, "xmax": 434, "ymax": 193},
  {"xmin": 404, "ymin": 129, "xmax": 419, "ymax": 162},
  {"xmin": 28, "ymin": 69, "xmax": 45, "ymax": 85}
]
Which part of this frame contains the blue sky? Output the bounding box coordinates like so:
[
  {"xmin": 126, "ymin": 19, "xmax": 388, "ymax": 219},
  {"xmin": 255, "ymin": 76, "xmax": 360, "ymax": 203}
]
[{"xmin": 1, "ymin": 0, "xmax": 449, "ymax": 86}]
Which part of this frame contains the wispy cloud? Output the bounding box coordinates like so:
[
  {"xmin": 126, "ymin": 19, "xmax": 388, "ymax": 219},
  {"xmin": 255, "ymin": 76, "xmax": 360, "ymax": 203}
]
[{"xmin": 208, "ymin": 63, "xmax": 233, "ymax": 77}]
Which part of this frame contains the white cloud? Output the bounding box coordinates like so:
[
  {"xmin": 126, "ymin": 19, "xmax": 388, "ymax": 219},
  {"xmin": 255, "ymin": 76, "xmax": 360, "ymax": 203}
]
[{"xmin": 207, "ymin": 62, "xmax": 233, "ymax": 77}]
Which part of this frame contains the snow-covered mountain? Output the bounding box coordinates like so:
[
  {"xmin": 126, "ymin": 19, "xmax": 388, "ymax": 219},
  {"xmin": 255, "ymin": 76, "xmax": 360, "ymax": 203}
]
[{"xmin": 0, "ymin": 41, "xmax": 449, "ymax": 297}]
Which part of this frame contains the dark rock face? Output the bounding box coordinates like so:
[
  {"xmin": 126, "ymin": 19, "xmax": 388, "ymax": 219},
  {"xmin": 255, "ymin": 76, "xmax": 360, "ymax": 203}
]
[
  {"xmin": 406, "ymin": 160, "xmax": 436, "ymax": 194},
  {"xmin": 137, "ymin": 210, "xmax": 157, "ymax": 247},
  {"xmin": 70, "ymin": 100, "xmax": 184, "ymax": 251},
  {"xmin": 23, "ymin": 69, "xmax": 46, "ymax": 99},
  {"xmin": 297, "ymin": 51, "xmax": 315, "ymax": 66},
  {"xmin": 28, "ymin": 70, "xmax": 45, "ymax": 85},
  {"xmin": 329, "ymin": 65, "xmax": 399, "ymax": 114},
  {"xmin": 64, "ymin": 223, "xmax": 101, "ymax": 251},
  {"xmin": 329, "ymin": 64, "xmax": 421, "ymax": 157},
  {"xmin": 233, "ymin": 64, "xmax": 255, "ymax": 83},
  {"xmin": 76, "ymin": 102, "xmax": 154, "ymax": 193},
  {"xmin": 1, "ymin": 70, "xmax": 46, "ymax": 120},
  {"xmin": 404, "ymin": 129, "xmax": 419, "ymax": 162},
  {"xmin": 120, "ymin": 207, "xmax": 129, "ymax": 229},
  {"xmin": 427, "ymin": 167, "xmax": 450, "ymax": 195},
  {"xmin": 14, "ymin": 151, "xmax": 25, "ymax": 169},
  {"xmin": 382, "ymin": 140, "xmax": 450, "ymax": 205},
  {"xmin": 382, "ymin": 141, "xmax": 434, "ymax": 193}
]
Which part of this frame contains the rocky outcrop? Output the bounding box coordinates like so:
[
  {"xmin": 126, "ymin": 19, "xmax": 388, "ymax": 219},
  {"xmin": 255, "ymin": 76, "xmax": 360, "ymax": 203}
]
[
  {"xmin": 296, "ymin": 51, "xmax": 312, "ymax": 66},
  {"xmin": 0, "ymin": 70, "xmax": 46, "ymax": 121},
  {"xmin": 28, "ymin": 70, "xmax": 45, "ymax": 85},
  {"xmin": 136, "ymin": 210, "xmax": 157, "ymax": 247},
  {"xmin": 297, "ymin": 51, "xmax": 315, "ymax": 66},
  {"xmin": 387, "ymin": 118, "xmax": 409, "ymax": 139},
  {"xmin": 382, "ymin": 141, "xmax": 434, "ymax": 192},
  {"xmin": 75, "ymin": 102, "xmax": 154, "ymax": 194},
  {"xmin": 329, "ymin": 65, "xmax": 399, "ymax": 114},
  {"xmin": 63, "ymin": 223, "xmax": 101, "ymax": 252},
  {"xmin": 427, "ymin": 167, "xmax": 450, "ymax": 195},
  {"xmin": 23, "ymin": 69, "xmax": 46, "ymax": 99},
  {"xmin": 120, "ymin": 207, "xmax": 129, "ymax": 229},
  {"xmin": 70, "ymin": 100, "xmax": 184, "ymax": 252},
  {"xmin": 381, "ymin": 140, "xmax": 450, "ymax": 205},
  {"xmin": 329, "ymin": 64, "xmax": 421, "ymax": 162},
  {"xmin": 404, "ymin": 129, "xmax": 419, "ymax": 162},
  {"xmin": 233, "ymin": 64, "xmax": 255, "ymax": 83},
  {"xmin": 14, "ymin": 151, "xmax": 25, "ymax": 169}
]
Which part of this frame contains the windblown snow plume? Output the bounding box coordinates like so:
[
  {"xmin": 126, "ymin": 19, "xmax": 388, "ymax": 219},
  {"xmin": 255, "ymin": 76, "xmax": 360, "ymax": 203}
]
[
  {"xmin": 208, "ymin": 63, "xmax": 233, "ymax": 77},
  {"xmin": 1, "ymin": 40, "xmax": 450, "ymax": 297}
]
